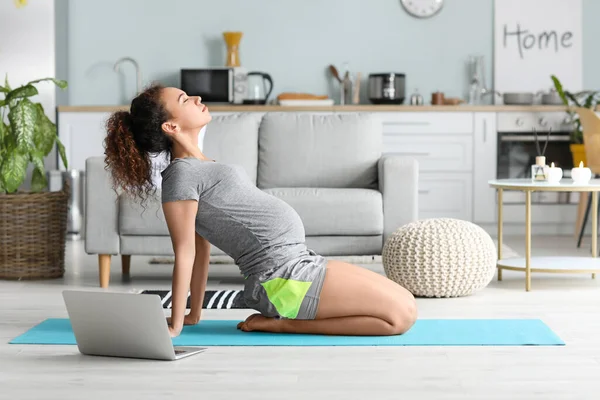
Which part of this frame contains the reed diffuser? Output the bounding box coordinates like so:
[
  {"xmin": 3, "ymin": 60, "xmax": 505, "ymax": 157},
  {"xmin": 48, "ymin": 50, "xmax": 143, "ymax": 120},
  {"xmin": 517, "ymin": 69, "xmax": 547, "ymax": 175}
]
[{"xmin": 531, "ymin": 127, "xmax": 552, "ymax": 181}]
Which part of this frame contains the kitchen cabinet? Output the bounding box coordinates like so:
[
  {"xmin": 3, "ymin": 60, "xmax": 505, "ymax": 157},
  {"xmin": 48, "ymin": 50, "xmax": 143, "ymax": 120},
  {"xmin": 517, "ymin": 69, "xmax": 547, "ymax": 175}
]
[
  {"xmin": 418, "ymin": 173, "xmax": 473, "ymax": 220},
  {"xmin": 57, "ymin": 111, "xmax": 113, "ymax": 172},
  {"xmin": 472, "ymin": 113, "xmax": 498, "ymax": 223},
  {"xmin": 55, "ymin": 106, "xmax": 576, "ymax": 235},
  {"xmin": 378, "ymin": 112, "xmax": 473, "ymax": 134},
  {"xmin": 379, "ymin": 112, "xmax": 474, "ymax": 221},
  {"xmin": 55, "ymin": 109, "xmax": 480, "ymax": 224},
  {"xmin": 383, "ymin": 133, "xmax": 473, "ymax": 172}
]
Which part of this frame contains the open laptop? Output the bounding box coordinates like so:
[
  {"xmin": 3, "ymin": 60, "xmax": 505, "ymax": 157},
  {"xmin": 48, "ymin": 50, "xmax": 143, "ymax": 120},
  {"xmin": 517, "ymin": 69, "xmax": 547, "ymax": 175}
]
[{"xmin": 62, "ymin": 290, "xmax": 206, "ymax": 361}]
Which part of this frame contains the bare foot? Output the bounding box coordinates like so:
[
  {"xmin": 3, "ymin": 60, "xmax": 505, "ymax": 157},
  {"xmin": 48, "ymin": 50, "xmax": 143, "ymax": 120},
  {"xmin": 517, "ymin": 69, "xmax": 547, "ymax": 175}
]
[
  {"xmin": 237, "ymin": 313, "xmax": 282, "ymax": 333},
  {"xmin": 237, "ymin": 313, "xmax": 261, "ymax": 330}
]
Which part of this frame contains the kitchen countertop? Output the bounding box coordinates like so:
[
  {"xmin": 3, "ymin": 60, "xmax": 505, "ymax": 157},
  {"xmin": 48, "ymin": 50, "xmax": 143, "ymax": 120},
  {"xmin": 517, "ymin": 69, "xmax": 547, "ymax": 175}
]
[{"xmin": 56, "ymin": 104, "xmax": 585, "ymax": 113}]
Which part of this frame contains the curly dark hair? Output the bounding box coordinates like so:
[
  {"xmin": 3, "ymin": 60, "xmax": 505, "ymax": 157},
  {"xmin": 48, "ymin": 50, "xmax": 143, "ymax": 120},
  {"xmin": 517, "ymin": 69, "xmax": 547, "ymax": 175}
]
[{"xmin": 104, "ymin": 83, "xmax": 172, "ymax": 204}]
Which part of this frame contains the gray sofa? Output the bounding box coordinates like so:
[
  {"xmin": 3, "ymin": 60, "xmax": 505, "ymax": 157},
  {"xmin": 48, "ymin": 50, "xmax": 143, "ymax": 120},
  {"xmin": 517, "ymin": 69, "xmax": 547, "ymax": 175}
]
[{"xmin": 85, "ymin": 112, "xmax": 419, "ymax": 287}]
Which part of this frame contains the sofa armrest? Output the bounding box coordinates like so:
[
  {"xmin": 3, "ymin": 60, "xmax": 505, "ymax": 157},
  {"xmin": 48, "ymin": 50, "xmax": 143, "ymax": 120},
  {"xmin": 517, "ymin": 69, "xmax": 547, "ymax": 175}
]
[
  {"xmin": 378, "ymin": 155, "xmax": 419, "ymax": 243},
  {"xmin": 85, "ymin": 157, "xmax": 120, "ymax": 255}
]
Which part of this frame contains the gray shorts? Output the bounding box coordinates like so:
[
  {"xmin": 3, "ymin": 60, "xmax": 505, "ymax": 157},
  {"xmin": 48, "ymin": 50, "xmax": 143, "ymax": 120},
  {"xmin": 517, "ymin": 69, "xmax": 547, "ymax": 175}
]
[{"xmin": 243, "ymin": 251, "xmax": 328, "ymax": 320}]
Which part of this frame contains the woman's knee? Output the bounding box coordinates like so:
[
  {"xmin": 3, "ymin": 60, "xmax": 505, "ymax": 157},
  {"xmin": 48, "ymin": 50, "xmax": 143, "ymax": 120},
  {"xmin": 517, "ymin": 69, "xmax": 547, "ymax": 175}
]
[{"xmin": 386, "ymin": 294, "xmax": 418, "ymax": 335}]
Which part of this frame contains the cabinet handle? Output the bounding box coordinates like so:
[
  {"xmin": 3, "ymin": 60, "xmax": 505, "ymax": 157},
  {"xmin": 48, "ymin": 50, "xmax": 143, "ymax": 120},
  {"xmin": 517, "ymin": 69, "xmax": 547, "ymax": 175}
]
[
  {"xmin": 483, "ymin": 119, "xmax": 487, "ymax": 143},
  {"xmin": 385, "ymin": 121, "xmax": 430, "ymax": 126},
  {"xmin": 419, "ymin": 190, "xmax": 430, "ymax": 194},
  {"xmin": 397, "ymin": 152, "xmax": 431, "ymax": 156}
]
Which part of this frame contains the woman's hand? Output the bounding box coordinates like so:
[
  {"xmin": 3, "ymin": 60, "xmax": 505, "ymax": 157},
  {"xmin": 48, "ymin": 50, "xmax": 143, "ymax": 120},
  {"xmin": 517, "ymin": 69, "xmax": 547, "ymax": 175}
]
[
  {"xmin": 167, "ymin": 313, "xmax": 200, "ymax": 327},
  {"xmin": 167, "ymin": 313, "xmax": 199, "ymax": 338},
  {"xmin": 168, "ymin": 325, "xmax": 181, "ymax": 338}
]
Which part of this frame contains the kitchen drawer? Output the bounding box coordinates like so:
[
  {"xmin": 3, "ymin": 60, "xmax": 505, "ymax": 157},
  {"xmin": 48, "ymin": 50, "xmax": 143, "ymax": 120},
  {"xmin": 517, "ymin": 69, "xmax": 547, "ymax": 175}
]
[
  {"xmin": 383, "ymin": 134, "xmax": 473, "ymax": 172},
  {"xmin": 380, "ymin": 112, "xmax": 474, "ymax": 135},
  {"xmin": 418, "ymin": 173, "xmax": 473, "ymax": 221}
]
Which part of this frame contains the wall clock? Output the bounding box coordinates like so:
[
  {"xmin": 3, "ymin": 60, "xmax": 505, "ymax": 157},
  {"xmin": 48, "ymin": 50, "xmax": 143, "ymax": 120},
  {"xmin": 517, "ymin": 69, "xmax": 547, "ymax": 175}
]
[{"xmin": 401, "ymin": 0, "xmax": 444, "ymax": 18}]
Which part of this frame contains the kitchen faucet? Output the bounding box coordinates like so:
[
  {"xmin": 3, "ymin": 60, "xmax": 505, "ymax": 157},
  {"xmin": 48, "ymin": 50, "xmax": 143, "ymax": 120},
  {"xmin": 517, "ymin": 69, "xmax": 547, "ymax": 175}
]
[{"xmin": 113, "ymin": 57, "xmax": 142, "ymax": 95}]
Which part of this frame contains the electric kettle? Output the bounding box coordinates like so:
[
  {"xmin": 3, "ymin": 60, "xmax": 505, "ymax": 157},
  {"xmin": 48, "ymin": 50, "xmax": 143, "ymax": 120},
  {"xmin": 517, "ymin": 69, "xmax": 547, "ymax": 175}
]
[{"xmin": 243, "ymin": 72, "xmax": 273, "ymax": 104}]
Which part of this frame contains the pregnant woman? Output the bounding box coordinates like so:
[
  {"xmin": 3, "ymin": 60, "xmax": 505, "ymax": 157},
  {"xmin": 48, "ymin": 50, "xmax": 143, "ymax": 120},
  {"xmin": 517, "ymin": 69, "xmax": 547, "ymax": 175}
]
[{"xmin": 103, "ymin": 84, "xmax": 417, "ymax": 337}]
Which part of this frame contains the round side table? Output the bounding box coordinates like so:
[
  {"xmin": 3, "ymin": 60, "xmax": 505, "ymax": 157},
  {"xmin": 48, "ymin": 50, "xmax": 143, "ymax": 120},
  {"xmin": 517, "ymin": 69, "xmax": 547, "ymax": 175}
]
[{"xmin": 489, "ymin": 178, "xmax": 600, "ymax": 291}]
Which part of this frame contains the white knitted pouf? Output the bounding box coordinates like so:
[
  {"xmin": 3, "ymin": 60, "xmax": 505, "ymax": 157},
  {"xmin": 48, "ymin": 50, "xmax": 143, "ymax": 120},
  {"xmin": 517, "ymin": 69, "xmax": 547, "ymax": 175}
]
[{"xmin": 382, "ymin": 218, "xmax": 497, "ymax": 298}]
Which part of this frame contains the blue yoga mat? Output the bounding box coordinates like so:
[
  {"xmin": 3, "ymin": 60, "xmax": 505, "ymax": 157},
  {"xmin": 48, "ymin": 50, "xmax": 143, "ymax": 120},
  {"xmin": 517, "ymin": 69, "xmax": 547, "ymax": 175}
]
[{"xmin": 10, "ymin": 319, "xmax": 564, "ymax": 346}]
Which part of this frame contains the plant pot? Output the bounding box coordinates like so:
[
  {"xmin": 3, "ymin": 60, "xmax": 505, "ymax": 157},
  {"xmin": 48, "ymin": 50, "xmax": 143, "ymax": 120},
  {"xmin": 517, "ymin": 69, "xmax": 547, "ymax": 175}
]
[
  {"xmin": 0, "ymin": 186, "xmax": 69, "ymax": 280},
  {"xmin": 570, "ymin": 143, "xmax": 587, "ymax": 167}
]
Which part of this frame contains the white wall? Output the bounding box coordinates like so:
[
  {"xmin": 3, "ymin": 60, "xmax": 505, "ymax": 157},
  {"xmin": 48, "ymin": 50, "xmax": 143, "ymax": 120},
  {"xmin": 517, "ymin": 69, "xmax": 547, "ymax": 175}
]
[
  {"xmin": 62, "ymin": 0, "xmax": 494, "ymax": 106},
  {"xmin": 0, "ymin": 0, "xmax": 57, "ymax": 175},
  {"xmin": 58, "ymin": 0, "xmax": 600, "ymax": 107}
]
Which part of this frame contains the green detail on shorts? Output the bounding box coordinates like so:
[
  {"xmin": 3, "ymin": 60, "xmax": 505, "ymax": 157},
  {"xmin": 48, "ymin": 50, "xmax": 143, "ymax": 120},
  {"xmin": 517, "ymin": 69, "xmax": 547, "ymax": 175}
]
[{"xmin": 261, "ymin": 278, "xmax": 312, "ymax": 319}]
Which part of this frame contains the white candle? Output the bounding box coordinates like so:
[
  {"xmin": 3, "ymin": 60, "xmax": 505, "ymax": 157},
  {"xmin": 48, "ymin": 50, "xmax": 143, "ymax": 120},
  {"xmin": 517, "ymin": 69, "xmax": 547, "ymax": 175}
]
[
  {"xmin": 571, "ymin": 161, "xmax": 592, "ymax": 184},
  {"xmin": 545, "ymin": 162, "xmax": 563, "ymax": 183}
]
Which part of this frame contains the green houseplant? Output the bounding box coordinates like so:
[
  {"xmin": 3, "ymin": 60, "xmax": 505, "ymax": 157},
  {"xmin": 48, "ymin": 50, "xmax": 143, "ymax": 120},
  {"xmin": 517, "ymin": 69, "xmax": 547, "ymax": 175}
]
[
  {"xmin": 0, "ymin": 75, "xmax": 70, "ymax": 280},
  {"xmin": 551, "ymin": 74, "xmax": 600, "ymax": 167},
  {"xmin": 0, "ymin": 75, "xmax": 68, "ymax": 192}
]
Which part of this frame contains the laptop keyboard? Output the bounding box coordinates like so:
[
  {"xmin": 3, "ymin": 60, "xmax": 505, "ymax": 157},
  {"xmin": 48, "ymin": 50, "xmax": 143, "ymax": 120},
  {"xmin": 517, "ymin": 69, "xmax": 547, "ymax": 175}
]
[{"xmin": 174, "ymin": 350, "xmax": 186, "ymax": 354}]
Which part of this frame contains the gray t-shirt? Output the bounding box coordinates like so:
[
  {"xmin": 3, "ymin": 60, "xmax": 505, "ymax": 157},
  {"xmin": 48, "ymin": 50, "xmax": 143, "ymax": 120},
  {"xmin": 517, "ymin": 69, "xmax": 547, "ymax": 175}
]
[{"xmin": 160, "ymin": 157, "xmax": 309, "ymax": 277}]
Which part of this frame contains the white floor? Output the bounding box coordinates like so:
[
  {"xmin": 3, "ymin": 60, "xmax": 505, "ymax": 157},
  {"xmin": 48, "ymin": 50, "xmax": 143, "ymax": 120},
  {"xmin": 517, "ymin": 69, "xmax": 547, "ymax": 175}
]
[{"xmin": 2, "ymin": 235, "xmax": 600, "ymax": 400}]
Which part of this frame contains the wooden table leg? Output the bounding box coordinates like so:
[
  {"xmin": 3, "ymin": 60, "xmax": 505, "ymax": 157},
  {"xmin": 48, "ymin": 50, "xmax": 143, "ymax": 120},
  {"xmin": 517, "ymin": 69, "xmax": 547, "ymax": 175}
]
[
  {"xmin": 498, "ymin": 188, "xmax": 503, "ymax": 281},
  {"xmin": 592, "ymin": 191, "xmax": 597, "ymax": 279},
  {"xmin": 525, "ymin": 190, "xmax": 532, "ymax": 292}
]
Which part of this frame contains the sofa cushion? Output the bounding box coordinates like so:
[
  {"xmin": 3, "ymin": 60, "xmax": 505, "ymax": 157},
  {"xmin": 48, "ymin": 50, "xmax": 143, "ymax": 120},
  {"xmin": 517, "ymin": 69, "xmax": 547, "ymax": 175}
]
[
  {"xmin": 119, "ymin": 194, "xmax": 170, "ymax": 236},
  {"xmin": 203, "ymin": 113, "xmax": 262, "ymax": 184},
  {"xmin": 262, "ymin": 188, "xmax": 383, "ymax": 236},
  {"xmin": 120, "ymin": 187, "xmax": 384, "ymax": 237},
  {"xmin": 257, "ymin": 113, "xmax": 382, "ymax": 189}
]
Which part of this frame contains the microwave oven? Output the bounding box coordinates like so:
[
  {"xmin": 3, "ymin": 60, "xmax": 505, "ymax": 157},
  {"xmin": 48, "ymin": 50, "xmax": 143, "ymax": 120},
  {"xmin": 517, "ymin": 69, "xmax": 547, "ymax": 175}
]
[{"xmin": 180, "ymin": 67, "xmax": 248, "ymax": 104}]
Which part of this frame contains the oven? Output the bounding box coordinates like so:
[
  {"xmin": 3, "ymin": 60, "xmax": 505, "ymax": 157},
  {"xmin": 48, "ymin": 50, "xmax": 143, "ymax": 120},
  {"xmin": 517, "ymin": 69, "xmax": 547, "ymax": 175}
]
[{"xmin": 496, "ymin": 112, "xmax": 577, "ymax": 204}]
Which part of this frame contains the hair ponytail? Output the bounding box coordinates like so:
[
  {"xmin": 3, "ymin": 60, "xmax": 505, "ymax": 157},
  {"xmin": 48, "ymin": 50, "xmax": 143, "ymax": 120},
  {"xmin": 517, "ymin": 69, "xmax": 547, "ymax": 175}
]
[
  {"xmin": 103, "ymin": 83, "xmax": 171, "ymax": 205},
  {"xmin": 104, "ymin": 110, "xmax": 154, "ymax": 203}
]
